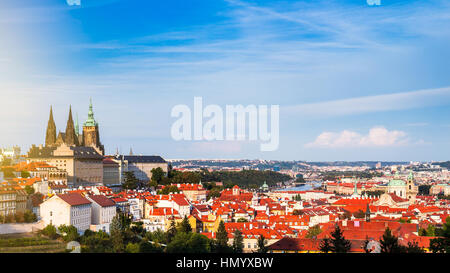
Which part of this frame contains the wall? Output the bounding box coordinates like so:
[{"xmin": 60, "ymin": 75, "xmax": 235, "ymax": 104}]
[{"xmin": 0, "ymin": 221, "xmax": 45, "ymax": 234}]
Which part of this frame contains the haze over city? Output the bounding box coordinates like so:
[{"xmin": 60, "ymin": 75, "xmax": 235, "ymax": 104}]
[{"xmin": 1, "ymin": 0, "xmax": 450, "ymax": 161}]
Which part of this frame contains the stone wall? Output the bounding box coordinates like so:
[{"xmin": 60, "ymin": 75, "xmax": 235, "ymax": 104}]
[{"xmin": 0, "ymin": 220, "xmax": 45, "ymax": 234}]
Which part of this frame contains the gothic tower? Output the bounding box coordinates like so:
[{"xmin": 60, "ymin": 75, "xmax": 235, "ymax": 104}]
[
  {"xmin": 64, "ymin": 106, "xmax": 79, "ymax": 146},
  {"xmin": 406, "ymin": 171, "xmax": 418, "ymax": 204},
  {"xmin": 82, "ymin": 99, "xmax": 104, "ymax": 154},
  {"xmin": 45, "ymin": 106, "xmax": 57, "ymax": 147}
]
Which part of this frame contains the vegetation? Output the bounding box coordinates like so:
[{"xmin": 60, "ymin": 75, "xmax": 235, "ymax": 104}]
[
  {"xmin": 418, "ymin": 185, "xmax": 432, "ymax": 195},
  {"xmin": 122, "ymin": 171, "xmax": 140, "ymax": 190},
  {"xmin": 232, "ymin": 229, "xmax": 244, "ymax": 253},
  {"xmin": 0, "ymin": 210, "xmax": 37, "ymax": 223},
  {"xmin": 305, "ymin": 225, "xmax": 322, "ymax": 239},
  {"xmin": 24, "ymin": 185, "xmax": 35, "ymax": 195},
  {"xmin": 20, "ymin": 171, "xmax": 30, "ymax": 178},
  {"xmin": 429, "ymin": 217, "xmax": 450, "ymax": 253},
  {"xmin": 319, "ymin": 238, "xmax": 332, "ymax": 253},
  {"xmin": 322, "ymin": 171, "xmax": 383, "ymax": 181},
  {"xmin": 321, "ymin": 225, "xmax": 352, "ymax": 253},
  {"xmin": 215, "ymin": 220, "xmax": 232, "ymax": 253},
  {"xmin": 40, "ymin": 224, "xmax": 58, "ymax": 240},
  {"xmin": 255, "ymin": 235, "xmax": 268, "ymax": 253},
  {"xmin": 361, "ymin": 190, "xmax": 384, "ymax": 198},
  {"xmin": 292, "ymin": 194, "xmax": 302, "ymax": 201},
  {"xmin": 200, "ymin": 169, "xmax": 291, "ymax": 188}
]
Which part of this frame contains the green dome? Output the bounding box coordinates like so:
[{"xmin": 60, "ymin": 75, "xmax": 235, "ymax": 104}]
[{"xmin": 388, "ymin": 179, "xmax": 406, "ymax": 187}]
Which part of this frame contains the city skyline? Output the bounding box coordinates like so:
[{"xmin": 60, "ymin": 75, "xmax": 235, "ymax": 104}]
[{"xmin": 1, "ymin": 0, "xmax": 450, "ymax": 161}]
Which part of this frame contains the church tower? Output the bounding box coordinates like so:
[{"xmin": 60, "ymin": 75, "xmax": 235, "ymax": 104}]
[
  {"xmin": 45, "ymin": 106, "xmax": 57, "ymax": 147},
  {"xmin": 406, "ymin": 171, "xmax": 418, "ymax": 204},
  {"xmin": 82, "ymin": 99, "xmax": 104, "ymax": 155},
  {"xmin": 64, "ymin": 106, "xmax": 79, "ymax": 146}
]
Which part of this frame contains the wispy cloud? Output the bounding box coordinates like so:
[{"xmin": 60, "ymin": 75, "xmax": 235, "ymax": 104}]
[
  {"xmin": 283, "ymin": 86, "xmax": 450, "ymax": 118},
  {"xmin": 305, "ymin": 126, "xmax": 412, "ymax": 148}
]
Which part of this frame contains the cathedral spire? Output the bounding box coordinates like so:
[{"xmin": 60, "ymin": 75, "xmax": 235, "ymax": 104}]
[
  {"xmin": 45, "ymin": 105, "xmax": 57, "ymax": 147},
  {"xmin": 65, "ymin": 105, "xmax": 79, "ymax": 146},
  {"xmin": 75, "ymin": 112, "xmax": 79, "ymax": 136}
]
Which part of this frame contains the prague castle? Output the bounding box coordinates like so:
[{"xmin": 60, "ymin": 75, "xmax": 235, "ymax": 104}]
[{"xmin": 27, "ymin": 100, "xmax": 105, "ymax": 186}]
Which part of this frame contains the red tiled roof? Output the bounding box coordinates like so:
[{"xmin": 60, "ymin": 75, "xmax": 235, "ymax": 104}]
[
  {"xmin": 57, "ymin": 193, "xmax": 91, "ymax": 206},
  {"xmin": 88, "ymin": 194, "xmax": 116, "ymax": 207}
]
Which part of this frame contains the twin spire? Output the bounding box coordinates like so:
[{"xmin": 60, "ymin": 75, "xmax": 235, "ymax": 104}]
[{"xmin": 45, "ymin": 99, "xmax": 97, "ymax": 147}]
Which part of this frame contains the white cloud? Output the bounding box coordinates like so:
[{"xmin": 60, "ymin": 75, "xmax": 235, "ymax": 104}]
[
  {"xmin": 284, "ymin": 86, "xmax": 450, "ymax": 118},
  {"xmin": 305, "ymin": 126, "xmax": 411, "ymax": 148}
]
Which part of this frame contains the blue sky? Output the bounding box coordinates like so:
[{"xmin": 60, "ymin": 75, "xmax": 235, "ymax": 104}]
[{"xmin": 0, "ymin": 0, "xmax": 450, "ymax": 161}]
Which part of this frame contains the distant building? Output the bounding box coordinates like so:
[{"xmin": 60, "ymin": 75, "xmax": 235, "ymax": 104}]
[
  {"xmin": 0, "ymin": 146, "xmax": 21, "ymax": 164},
  {"xmin": 386, "ymin": 171, "xmax": 418, "ymax": 204},
  {"xmin": 113, "ymin": 155, "xmax": 168, "ymax": 183}
]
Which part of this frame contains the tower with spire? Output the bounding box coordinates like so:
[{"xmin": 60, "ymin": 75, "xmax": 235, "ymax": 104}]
[
  {"xmin": 82, "ymin": 98, "xmax": 104, "ymax": 155},
  {"xmin": 406, "ymin": 171, "xmax": 418, "ymax": 204},
  {"xmin": 45, "ymin": 106, "xmax": 57, "ymax": 147},
  {"xmin": 64, "ymin": 106, "xmax": 79, "ymax": 146}
]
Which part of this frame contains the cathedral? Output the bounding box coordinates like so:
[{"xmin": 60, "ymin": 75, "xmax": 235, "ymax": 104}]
[
  {"xmin": 27, "ymin": 100, "xmax": 105, "ymax": 186},
  {"xmin": 45, "ymin": 99, "xmax": 104, "ymax": 155}
]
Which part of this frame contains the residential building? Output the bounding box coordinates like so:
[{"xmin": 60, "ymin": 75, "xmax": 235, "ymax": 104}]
[{"xmin": 40, "ymin": 193, "xmax": 92, "ymax": 233}]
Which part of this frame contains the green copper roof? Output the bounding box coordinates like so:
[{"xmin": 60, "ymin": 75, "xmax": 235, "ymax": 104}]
[
  {"xmin": 407, "ymin": 171, "xmax": 414, "ymax": 181},
  {"xmin": 389, "ymin": 179, "xmax": 406, "ymax": 186},
  {"xmin": 83, "ymin": 98, "xmax": 98, "ymax": 127}
]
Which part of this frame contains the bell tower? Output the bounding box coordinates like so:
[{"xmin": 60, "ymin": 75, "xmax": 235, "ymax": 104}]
[
  {"xmin": 406, "ymin": 171, "xmax": 418, "ymax": 204},
  {"xmin": 82, "ymin": 99, "xmax": 104, "ymax": 155}
]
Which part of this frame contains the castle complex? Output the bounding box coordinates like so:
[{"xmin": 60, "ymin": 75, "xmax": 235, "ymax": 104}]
[{"xmin": 27, "ymin": 100, "xmax": 105, "ymax": 186}]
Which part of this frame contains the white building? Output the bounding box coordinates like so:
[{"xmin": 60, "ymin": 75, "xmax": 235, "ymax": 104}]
[
  {"xmin": 86, "ymin": 195, "xmax": 116, "ymax": 233},
  {"xmin": 40, "ymin": 193, "xmax": 92, "ymax": 233}
]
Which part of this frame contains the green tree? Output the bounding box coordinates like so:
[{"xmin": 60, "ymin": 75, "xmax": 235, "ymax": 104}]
[
  {"xmin": 353, "ymin": 209, "xmax": 365, "ymax": 219},
  {"xmin": 21, "ymin": 171, "xmax": 31, "ymax": 178},
  {"xmin": 41, "ymin": 224, "xmax": 58, "ymax": 239},
  {"xmin": 426, "ymin": 224, "xmax": 436, "ymax": 236},
  {"xmin": 23, "ymin": 210, "xmax": 37, "ymax": 223},
  {"xmin": 232, "ymin": 229, "xmax": 244, "ymax": 253},
  {"xmin": 24, "ymin": 185, "xmax": 34, "ymax": 195},
  {"xmin": 305, "ymin": 225, "xmax": 322, "ymax": 239},
  {"xmin": 110, "ymin": 213, "xmax": 126, "ymax": 252},
  {"xmin": 165, "ymin": 232, "xmax": 211, "ymax": 253},
  {"xmin": 256, "ymin": 235, "xmax": 268, "ymax": 253},
  {"xmin": 130, "ymin": 221, "xmax": 145, "ymax": 237},
  {"xmin": 139, "ymin": 240, "xmax": 163, "ymax": 253},
  {"xmin": 329, "ymin": 224, "xmax": 352, "ymax": 253},
  {"xmin": 319, "ymin": 238, "xmax": 332, "ymax": 253},
  {"xmin": 216, "ymin": 220, "xmax": 228, "ymax": 249},
  {"xmin": 151, "ymin": 167, "xmax": 165, "ymax": 185},
  {"xmin": 58, "ymin": 225, "xmax": 80, "ymax": 242},
  {"xmin": 122, "ymin": 171, "xmax": 139, "ymax": 190},
  {"xmin": 380, "ymin": 227, "xmax": 402, "ymax": 253},
  {"xmin": 125, "ymin": 242, "xmax": 140, "ymax": 253},
  {"xmin": 404, "ymin": 241, "xmax": 425, "ymax": 253},
  {"xmin": 179, "ymin": 215, "xmax": 192, "ymax": 233},
  {"xmin": 429, "ymin": 216, "xmax": 450, "ymax": 253},
  {"xmin": 81, "ymin": 230, "xmax": 113, "ymax": 253},
  {"xmin": 166, "ymin": 219, "xmax": 177, "ymax": 243}
]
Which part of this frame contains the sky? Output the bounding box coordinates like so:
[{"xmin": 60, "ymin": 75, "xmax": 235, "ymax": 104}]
[{"xmin": 0, "ymin": 0, "xmax": 450, "ymax": 161}]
